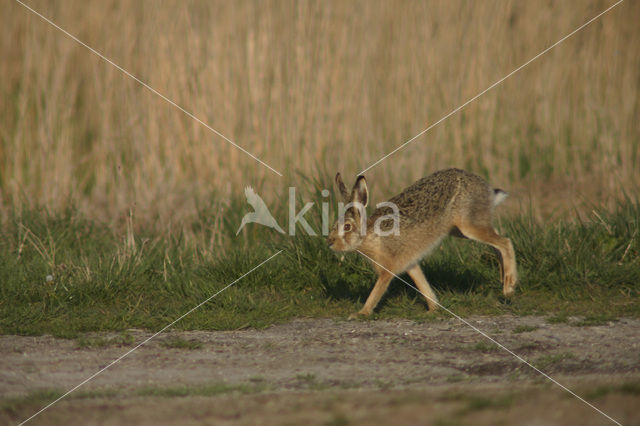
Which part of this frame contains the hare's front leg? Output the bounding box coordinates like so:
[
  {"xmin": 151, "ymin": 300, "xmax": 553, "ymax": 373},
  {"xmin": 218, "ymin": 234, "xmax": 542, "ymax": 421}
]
[{"xmin": 349, "ymin": 270, "xmax": 393, "ymax": 318}]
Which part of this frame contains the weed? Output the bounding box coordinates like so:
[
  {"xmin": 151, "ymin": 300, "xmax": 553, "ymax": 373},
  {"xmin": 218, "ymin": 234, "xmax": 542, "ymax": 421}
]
[
  {"xmin": 446, "ymin": 374, "xmax": 467, "ymax": 383},
  {"xmin": 296, "ymin": 373, "xmax": 317, "ymax": 382},
  {"xmin": 374, "ymin": 380, "xmax": 393, "ymax": 390},
  {"xmin": 573, "ymin": 314, "xmax": 619, "ymax": 327},
  {"xmin": 434, "ymin": 419, "xmax": 463, "ymax": 426},
  {"xmin": 440, "ymin": 391, "xmax": 516, "ymax": 415},
  {"xmin": 585, "ymin": 382, "xmax": 640, "ymax": 400},
  {"xmin": 74, "ymin": 389, "xmax": 120, "ymax": 399},
  {"xmin": 471, "ymin": 342, "xmax": 500, "ymax": 353},
  {"xmin": 134, "ymin": 382, "xmax": 267, "ymax": 398},
  {"xmin": 546, "ymin": 314, "xmax": 570, "ymax": 325},
  {"xmin": 535, "ymin": 352, "xmax": 575, "ymax": 370},
  {"xmin": 512, "ymin": 325, "xmax": 539, "ymax": 334},
  {"xmin": 462, "ymin": 394, "xmax": 514, "ymax": 412},
  {"xmin": 75, "ymin": 332, "xmax": 135, "ymax": 348},
  {"xmin": 0, "ymin": 382, "xmax": 268, "ymax": 416},
  {"xmin": 295, "ymin": 373, "xmax": 328, "ymax": 390},
  {"xmin": 0, "ymin": 389, "xmax": 63, "ymax": 415},
  {"xmin": 160, "ymin": 338, "xmax": 203, "ymax": 350},
  {"xmin": 325, "ymin": 413, "xmax": 351, "ymax": 426}
]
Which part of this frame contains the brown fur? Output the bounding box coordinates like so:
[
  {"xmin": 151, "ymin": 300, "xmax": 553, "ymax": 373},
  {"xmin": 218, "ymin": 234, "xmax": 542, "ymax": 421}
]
[{"xmin": 328, "ymin": 168, "xmax": 517, "ymax": 317}]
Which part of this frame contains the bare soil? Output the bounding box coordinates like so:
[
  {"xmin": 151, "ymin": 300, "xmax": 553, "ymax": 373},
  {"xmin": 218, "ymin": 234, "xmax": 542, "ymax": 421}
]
[{"xmin": 1, "ymin": 316, "xmax": 639, "ymax": 425}]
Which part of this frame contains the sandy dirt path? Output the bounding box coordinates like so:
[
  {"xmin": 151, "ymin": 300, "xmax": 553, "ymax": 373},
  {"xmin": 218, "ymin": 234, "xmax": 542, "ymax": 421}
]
[{"xmin": 1, "ymin": 316, "xmax": 639, "ymax": 425}]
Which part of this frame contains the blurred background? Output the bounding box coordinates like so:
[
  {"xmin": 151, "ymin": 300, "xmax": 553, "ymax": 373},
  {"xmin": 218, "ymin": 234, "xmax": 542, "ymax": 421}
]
[{"xmin": 2, "ymin": 0, "xmax": 639, "ymax": 238}]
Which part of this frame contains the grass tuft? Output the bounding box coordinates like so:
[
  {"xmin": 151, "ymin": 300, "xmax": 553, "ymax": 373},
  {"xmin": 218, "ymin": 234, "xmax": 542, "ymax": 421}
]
[
  {"xmin": 572, "ymin": 314, "xmax": 619, "ymax": 327},
  {"xmin": 470, "ymin": 342, "xmax": 500, "ymax": 353},
  {"xmin": 546, "ymin": 314, "xmax": 570, "ymax": 325},
  {"xmin": 134, "ymin": 382, "xmax": 267, "ymax": 398},
  {"xmin": 0, "ymin": 389, "xmax": 63, "ymax": 415},
  {"xmin": 534, "ymin": 352, "xmax": 575, "ymax": 370},
  {"xmin": 584, "ymin": 382, "xmax": 640, "ymax": 400},
  {"xmin": 76, "ymin": 332, "xmax": 135, "ymax": 348},
  {"xmin": 512, "ymin": 325, "xmax": 539, "ymax": 334},
  {"xmin": 160, "ymin": 337, "xmax": 203, "ymax": 350}
]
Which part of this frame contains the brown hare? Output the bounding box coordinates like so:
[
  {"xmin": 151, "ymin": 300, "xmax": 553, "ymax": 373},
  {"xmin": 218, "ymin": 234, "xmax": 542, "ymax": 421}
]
[{"xmin": 327, "ymin": 168, "xmax": 517, "ymax": 318}]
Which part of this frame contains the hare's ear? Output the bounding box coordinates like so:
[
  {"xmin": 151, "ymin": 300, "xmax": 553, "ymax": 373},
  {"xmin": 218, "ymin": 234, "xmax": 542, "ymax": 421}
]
[
  {"xmin": 335, "ymin": 173, "xmax": 350, "ymax": 202},
  {"xmin": 351, "ymin": 176, "xmax": 368, "ymax": 207}
]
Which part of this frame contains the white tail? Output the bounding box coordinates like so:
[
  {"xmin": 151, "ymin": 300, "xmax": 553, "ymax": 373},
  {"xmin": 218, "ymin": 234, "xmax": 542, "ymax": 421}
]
[{"xmin": 492, "ymin": 189, "xmax": 508, "ymax": 207}]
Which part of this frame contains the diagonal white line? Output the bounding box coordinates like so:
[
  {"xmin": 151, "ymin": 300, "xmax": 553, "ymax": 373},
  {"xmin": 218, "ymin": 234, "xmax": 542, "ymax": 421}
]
[
  {"xmin": 18, "ymin": 250, "xmax": 283, "ymax": 426},
  {"xmin": 356, "ymin": 249, "xmax": 622, "ymax": 426},
  {"xmin": 13, "ymin": 0, "xmax": 283, "ymax": 177},
  {"xmin": 359, "ymin": 0, "xmax": 624, "ymax": 176}
]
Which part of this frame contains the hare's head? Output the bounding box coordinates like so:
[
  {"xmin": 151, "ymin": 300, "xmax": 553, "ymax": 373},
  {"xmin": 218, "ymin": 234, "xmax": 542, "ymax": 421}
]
[{"xmin": 327, "ymin": 173, "xmax": 368, "ymax": 252}]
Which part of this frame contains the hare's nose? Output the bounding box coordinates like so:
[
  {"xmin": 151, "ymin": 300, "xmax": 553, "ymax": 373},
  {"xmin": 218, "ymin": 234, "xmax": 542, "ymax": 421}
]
[{"xmin": 327, "ymin": 236, "xmax": 335, "ymax": 247}]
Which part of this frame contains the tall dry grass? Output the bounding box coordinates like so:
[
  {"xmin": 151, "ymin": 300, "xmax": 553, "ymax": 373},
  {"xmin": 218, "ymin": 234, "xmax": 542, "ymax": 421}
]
[{"xmin": 1, "ymin": 0, "xmax": 639, "ymax": 234}]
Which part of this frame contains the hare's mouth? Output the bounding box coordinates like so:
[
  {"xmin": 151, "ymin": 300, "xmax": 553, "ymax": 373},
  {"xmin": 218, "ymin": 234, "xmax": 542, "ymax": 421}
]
[
  {"xmin": 327, "ymin": 240, "xmax": 344, "ymax": 252},
  {"xmin": 329, "ymin": 244, "xmax": 353, "ymax": 254}
]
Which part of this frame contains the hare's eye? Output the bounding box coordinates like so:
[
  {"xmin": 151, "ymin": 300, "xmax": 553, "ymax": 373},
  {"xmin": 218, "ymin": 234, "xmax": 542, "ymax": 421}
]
[{"xmin": 343, "ymin": 223, "xmax": 352, "ymax": 232}]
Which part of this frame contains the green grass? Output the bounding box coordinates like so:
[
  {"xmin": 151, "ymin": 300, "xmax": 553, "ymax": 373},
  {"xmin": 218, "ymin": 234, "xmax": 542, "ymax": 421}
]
[
  {"xmin": 0, "ymin": 197, "xmax": 639, "ymax": 336},
  {"xmin": 438, "ymin": 390, "xmax": 517, "ymax": 423},
  {"xmin": 460, "ymin": 394, "xmax": 515, "ymax": 412},
  {"xmin": 534, "ymin": 352, "xmax": 575, "ymax": 370},
  {"xmin": 0, "ymin": 382, "xmax": 268, "ymax": 415},
  {"xmin": 324, "ymin": 413, "xmax": 351, "ymax": 426},
  {"xmin": 546, "ymin": 313, "xmax": 620, "ymax": 327},
  {"xmin": 75, "ymin": 332, "xmax": 135, "ymax": 348},
  {"xmin": 546, "ymin": 314, "xmax": 570, "ymax": 324},
  {"xmin": 584, "ymin": 382, "xmax": 640, "ymax": 400},
  {"xmin": 160, "ymin": 337, "xmax": 203, "ymax": 350},
  {"xmin": 134, "ymin": 382, "xmax": 268, "ymax": 397},
  {"xmin": 295, "ymin": 373, "xmax": 328, "ymax": 390},
  {"xmin": 470, "ymin": 342, "xmax": 500, "ymax": 353},
  {"xmin": 0, "ymin": 389, "xmax": 64, "ymax": 415},
  {"xmin": 512, "ymin": 325, "xmax": 539, "ymax": 334},
  {"xmin": 572, "ymin": 314, "xmax": 619, "ymax": 327},
  {"xmin": 446, "ymin": 374, "xmax": 468, "ymax": 384}
]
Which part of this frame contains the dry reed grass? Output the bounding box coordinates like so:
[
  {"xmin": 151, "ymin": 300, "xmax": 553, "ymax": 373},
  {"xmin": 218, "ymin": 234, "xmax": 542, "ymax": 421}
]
[{"xmin": 1, "ymin": 0, "xmax": 638, "ymax": 237}]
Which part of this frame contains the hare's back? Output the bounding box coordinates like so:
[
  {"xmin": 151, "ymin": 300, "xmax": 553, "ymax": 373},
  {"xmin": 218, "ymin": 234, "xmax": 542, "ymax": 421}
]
[{"xmin": 379, "ymin": 168, "xmax": 488, "ymax": 223}]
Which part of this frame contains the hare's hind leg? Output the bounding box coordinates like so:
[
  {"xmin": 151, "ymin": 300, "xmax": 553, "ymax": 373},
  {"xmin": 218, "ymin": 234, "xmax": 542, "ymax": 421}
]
[
  {"xmin": 456, "ymin": 222, "xmax": 517, "ymax": 296},
  {"xmin": 406, "ymin": 265, "xmax": 439, "ymax": 311}
]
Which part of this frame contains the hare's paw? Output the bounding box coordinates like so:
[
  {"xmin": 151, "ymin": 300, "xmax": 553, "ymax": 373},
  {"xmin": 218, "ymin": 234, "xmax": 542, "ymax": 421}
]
[
  {"xmin": 348, "ymin": 309, "xmax": 371, "ymax": 320},
  {"xmin": 502, "ymin": 272, "xmax": 517, "ymax": 297}
]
